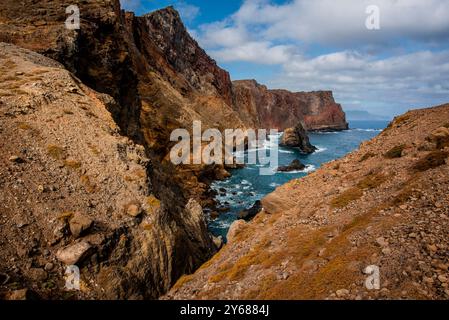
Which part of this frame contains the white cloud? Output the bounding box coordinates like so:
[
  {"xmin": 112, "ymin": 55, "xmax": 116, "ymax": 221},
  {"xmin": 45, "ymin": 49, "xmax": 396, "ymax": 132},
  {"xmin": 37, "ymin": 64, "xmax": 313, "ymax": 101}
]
[
  {"xmin": 176, "ymin": 2, "xmax": 200, "ymax": 22},
  {"xmin": 192, "ymin": 0, "xmax": 449, "ymax": 116},
  {"xmin": 272, "ymin": 49, "xmax": 449, "ymax": 115}
]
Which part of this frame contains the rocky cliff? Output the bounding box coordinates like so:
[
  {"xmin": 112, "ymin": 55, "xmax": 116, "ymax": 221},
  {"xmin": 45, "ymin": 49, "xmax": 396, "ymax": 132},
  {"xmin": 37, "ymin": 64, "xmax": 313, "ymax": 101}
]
[
  {"xmin": 167, "ymin": 104, "xmax": 449, "ymax": 300},
  {"xmin": 232, "ymin": 79, "xmax": 348, "ymax": 131}
]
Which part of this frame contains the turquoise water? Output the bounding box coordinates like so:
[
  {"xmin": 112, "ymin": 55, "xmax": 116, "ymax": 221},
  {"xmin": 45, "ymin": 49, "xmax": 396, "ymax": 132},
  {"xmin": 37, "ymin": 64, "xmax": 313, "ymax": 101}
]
[{"xmin": 207, "ymin": 120, "xmax": 390, "ymax": 239}]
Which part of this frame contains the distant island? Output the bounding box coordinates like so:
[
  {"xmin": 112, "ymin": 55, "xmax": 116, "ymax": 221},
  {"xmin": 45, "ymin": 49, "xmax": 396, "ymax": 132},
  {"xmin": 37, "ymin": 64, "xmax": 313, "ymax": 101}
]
[{"xmin": 345, "ymin": 109, "xmax": 390, "ymax": 121}]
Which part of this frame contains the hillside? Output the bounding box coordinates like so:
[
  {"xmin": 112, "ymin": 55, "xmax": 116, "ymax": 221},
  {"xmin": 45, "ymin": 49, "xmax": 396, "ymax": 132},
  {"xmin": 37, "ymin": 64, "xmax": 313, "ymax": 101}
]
[
  {"xmin": 166, "ymin": 104, "xmax": 449, "ymax": 300},
  {"xmin": 0, "ymin": 1, "xmax": 348, "ymax": 299}
]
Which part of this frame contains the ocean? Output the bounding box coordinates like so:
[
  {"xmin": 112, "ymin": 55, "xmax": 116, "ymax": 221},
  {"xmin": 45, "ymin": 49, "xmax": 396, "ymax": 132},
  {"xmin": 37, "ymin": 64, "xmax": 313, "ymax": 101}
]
[{"xmin": 207, "ymin": 120, "xmax": 390, "ymax": 240}]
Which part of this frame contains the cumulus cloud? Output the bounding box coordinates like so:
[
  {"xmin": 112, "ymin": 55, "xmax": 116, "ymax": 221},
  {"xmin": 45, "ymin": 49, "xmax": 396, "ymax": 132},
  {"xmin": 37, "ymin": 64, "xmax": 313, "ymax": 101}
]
[
  {"xmin": 193, "ymin": 0, "xmax": 449, "ymax": 116},
  {"xmin": 273, "ymin": 49, "xmax": 449, "ymax": 115},
  {"xmin": 176, "ymin": 2, "xmax": 200, "ymax": 22}
]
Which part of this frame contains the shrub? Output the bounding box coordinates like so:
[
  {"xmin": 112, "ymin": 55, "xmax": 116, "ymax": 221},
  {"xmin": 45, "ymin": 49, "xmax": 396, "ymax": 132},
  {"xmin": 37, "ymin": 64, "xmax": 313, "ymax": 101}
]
[
  {"xmin": 412, "ymin": 151, "xmax": 448, "ymax": 172},
  {"xmin": 384, "ymin": 144, "xmax": 405, "ymax": 159}
]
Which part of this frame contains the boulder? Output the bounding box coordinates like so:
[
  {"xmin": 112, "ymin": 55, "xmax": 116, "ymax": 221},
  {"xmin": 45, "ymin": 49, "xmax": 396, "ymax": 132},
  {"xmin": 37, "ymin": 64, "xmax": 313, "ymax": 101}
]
[
  {"xmin": 280, "ymin": 123, "xmax": 316, "ymax": 154},
  {"xmin": 56, "ymin": 241, "xmax": 92, "ymax": 265},
  {"xmin": 238, "ymin": 200, "xmax": 262, "ymax": 221},
  {"xmin": 69, "ymin": 213, "xmax": 93, "ymax": 238},
  {"xmin": 277, "ymin": 159, "xmax": 306, "ymax": 172}
]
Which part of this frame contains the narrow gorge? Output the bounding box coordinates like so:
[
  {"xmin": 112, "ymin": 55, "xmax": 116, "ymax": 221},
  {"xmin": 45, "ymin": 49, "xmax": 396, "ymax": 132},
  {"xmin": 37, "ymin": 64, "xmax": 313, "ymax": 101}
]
[{"xmin": 0, "ymin": 1, "xmax": 347, "ymax": 299}]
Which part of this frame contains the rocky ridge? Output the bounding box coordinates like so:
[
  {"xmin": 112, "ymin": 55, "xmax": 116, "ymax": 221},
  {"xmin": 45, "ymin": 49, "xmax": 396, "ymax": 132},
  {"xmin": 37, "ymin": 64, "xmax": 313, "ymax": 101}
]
[{"xmin": 232, "ymin": 79, "xmax": 348, "ymax": 131}]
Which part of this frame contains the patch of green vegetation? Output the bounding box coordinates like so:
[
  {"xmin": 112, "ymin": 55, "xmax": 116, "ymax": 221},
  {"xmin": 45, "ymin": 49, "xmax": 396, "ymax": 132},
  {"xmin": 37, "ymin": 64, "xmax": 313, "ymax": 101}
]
[
  {"xmin": 412, "ymin": 151, "xmax": 448, "ymax": 172},
  {"xmin": 384, "ymin": 144, "xmax": 405, "ymax": 159}
]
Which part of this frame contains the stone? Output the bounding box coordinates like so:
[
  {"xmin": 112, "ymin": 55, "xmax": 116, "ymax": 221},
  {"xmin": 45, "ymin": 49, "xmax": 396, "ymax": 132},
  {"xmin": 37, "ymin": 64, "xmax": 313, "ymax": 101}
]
[
  {"xmin": 280, "ymin": 123, "xmax": 317, "ymax": 154},
  {"xmin": 238, "ymin": 200, "xmax": 262, "ymax": 221},
  {"xmin": 126, "ymin": 203, "xmax": 142, "ymax": 217},
  {"xmin": 44, "ymin": 262, "xmax": 54, "ymax": 271},
  {"xmin": 212, "ymin": 235, "xmax": 223, "ymax": 250},
  {"xmin": 9, "ymin": 155, "xmax": 25, "ymax": 163},
  {"xmin": 7, "ymin": 289, "xmax": 34, "ymax": 300},
  {"xmin": 69, "ymin": 213, "xmax": 93, "ymax": 238},
  {"xmin": 336, "ymin": 289, "xmax": 349, "ymax": 298},
  {"xmin": 227, "ymin": 220, "xmax": 247, "ymax": 243},
  {"xmin": 382, "ymin": 247, "xmax": 392, "ymax": 255},
  {"xmin": 375, "ymin": 237, "xmax": 388, "ymax": 247},
  {"xmin": 277, "ymin": 159, "xmax": 306, "ymax": 172},
  {"xmin": 438, "ymin": 275, "xmax": 448, "ymax": 283},
  {"xmin": 56, "ymin": 241, "xmax": 92, "ymax": 265}
]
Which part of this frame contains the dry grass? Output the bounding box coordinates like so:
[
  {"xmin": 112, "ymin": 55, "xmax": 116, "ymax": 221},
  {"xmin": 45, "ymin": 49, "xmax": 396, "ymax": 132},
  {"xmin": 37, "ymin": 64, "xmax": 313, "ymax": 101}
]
[
  {"xmin": 172, "ymin": 274, "xmax": 194, "ymax": 290},
  {"xmin": 58, "ymin": 211, "xmax": 74, "ymax": 221},
  {"xmin": 47, "ymin": 144, "xmax": 65, "ymax": 160},
  {"xmin": 412, "ymin": 151, "xmax": 448, "ymax": 172},
  {"xmin": 145, "ymin": 195, "xmax": 161, "ymax": 215},
  {"xmin": 63, "ymin": 159, "xmax": 81, "ymax": 169},
  {"xmin": 384, "ymin": 144, "xmax": 405, "ymax": 159},
  {"xmin": 357, "ymin": 173, "xmax": 387, "ymax": 190},
  {"xmin": 17, "ymin": 122, "xmax": 32, "ymax": 130},
  {"xmin": 359, "ymin": 152, "xmax": 375, "ymax": 162},
  {"xmin": 80, "ymin": 175, "xmax": 97, "ymax": 193},
  {"xmin": 330, "ymin": 187, "xmax": 363, "ymax": 208}
]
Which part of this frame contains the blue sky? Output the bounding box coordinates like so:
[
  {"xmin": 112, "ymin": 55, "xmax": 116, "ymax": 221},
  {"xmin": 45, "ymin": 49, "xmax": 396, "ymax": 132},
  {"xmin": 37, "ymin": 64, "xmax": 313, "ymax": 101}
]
[{"xmin": 121, "ymin": 0, "xmax": 449, "ymax": 118}]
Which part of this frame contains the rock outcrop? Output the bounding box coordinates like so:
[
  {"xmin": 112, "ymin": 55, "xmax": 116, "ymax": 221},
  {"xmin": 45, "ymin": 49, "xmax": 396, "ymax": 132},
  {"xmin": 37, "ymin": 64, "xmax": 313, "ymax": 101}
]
[
  {"xmin": 280, "ymin": 123, "xmax": 317, "ymax": 153},
  {"xmin": 166, "ymin": 104, "xmax": 449, "ymax": 300},
  {"xmin": 277, "ymin": 159, "xmax": 307, "ymax": 172},
  {"xmin": 232, "ymin": 79, "xmax": 348, "ymax": 131}
]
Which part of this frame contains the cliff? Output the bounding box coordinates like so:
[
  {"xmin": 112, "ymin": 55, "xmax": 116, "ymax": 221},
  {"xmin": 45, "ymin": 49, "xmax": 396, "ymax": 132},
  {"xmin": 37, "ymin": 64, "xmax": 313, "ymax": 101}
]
[
  {"xmin": 232, "ymin": 79, "xmax": 348, "ymax": 131},
  {"xmin": 167, "ymin": 104, "xmax": 449, "ymax": 300},
  {"xmin": 0, "ymin": 0, "xmax": 348, "ymax": 299}
]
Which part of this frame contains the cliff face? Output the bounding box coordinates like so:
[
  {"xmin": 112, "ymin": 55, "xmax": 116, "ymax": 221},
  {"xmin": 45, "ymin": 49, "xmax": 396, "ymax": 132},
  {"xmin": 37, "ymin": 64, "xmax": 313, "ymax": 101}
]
[
  {"xmin": 232, "ymin": 80, "xmax": 348, "ymax": 131},
  {"xmin": 166, "ymin": 104, "xmax": 449, "ymax": 300},
  {"xmin": 0, "ymin": 1, "xmax": 227, "ymax": 299},
  {"xmin": 0, "ymin": 0, "xmax": 348, "ymax": 299}
]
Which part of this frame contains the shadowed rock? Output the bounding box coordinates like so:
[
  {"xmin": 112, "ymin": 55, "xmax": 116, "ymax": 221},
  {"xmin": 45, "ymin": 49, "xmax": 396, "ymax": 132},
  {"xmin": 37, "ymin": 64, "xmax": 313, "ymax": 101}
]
[{"xmin": 280, "ymin": 123, "xmax": 317, "ymax": 154}]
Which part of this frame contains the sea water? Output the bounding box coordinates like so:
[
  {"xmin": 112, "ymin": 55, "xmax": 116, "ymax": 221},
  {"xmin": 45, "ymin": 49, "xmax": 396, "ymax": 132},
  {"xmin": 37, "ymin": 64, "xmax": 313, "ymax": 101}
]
[{"xmin": 207, "ymin": 120, "xmax": 390, "ymax": 239}]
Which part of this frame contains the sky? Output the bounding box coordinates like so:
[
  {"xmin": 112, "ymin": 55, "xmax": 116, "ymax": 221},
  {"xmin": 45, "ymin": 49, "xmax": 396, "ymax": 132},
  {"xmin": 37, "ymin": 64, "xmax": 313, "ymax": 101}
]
[{"xmin": 120, "ymin": 0, "xmax": 449, "ymax": 118}]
